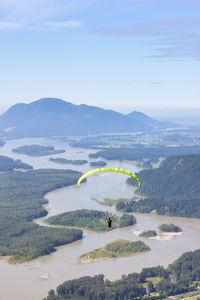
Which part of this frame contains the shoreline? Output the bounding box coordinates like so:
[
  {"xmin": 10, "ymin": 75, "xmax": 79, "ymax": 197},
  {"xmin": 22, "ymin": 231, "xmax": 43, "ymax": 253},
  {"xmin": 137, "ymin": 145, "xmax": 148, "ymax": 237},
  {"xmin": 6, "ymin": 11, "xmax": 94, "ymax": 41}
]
[
  {"xmin": 79, "ymin": 256, "xmax": 116, "ymax": 264},
  {"xmin": 134, "ymin": 230, "xmax": 182, "ymax": 241}
]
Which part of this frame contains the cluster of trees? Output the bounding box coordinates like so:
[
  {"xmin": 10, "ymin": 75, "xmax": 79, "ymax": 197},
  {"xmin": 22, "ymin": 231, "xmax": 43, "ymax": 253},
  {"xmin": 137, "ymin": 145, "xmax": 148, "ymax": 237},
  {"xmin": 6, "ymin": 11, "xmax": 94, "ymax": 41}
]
[
  {"xmin": 46, "ymin": 209, "xmax": 136, "ymax": 231},
  {"xmin": 169, "ymin": 248, "xmax": 200, "ymax": 283},
  {"xmin": 0, "ymin": 155, "xmax": 33, "ymax": 171},
  {"xmin": 44, "ymin": 274, "xmax": 147, "ymax": 300},
  {"xmin": 88, "ymin": 145, "xmax": 200, "ymax": 165},
  {"xmin": 49, "ymin": 158, "xmax": 88, "ymax": 165},
  {"xmin": 104, "ymin": 239, "xmax": 150, "ymax": 256},
  {"xmin": 139, "ymin": 230, "xmax": 157, "ymax": 238},
  {"xmin": 90, "ymin": 161, "xmax": 107, "ymax": 167},
  {"xmin": 0, "ymin": 169, "xmax": 83, "ymax": 262},
  {"xmin": 12, "ymin": 144, "xmax": 65, "ymax": 156},
  {"xmin": 117, "ymin": 155, "xmax": 200, "ymax": 218},
  {"xmin": 159, "ymin": 224, "xmax": 182, "ymax": 233},
  {"xmin": 43, "ymin": 249, "xmax": 200, "ymax": 299},
  {"xmin": 70, "ymin": 135, "xmax": 110, "ymax": 149},
  {"xmin": 116, "ymin": 196, "xmax": 200, "ymax": 217}
]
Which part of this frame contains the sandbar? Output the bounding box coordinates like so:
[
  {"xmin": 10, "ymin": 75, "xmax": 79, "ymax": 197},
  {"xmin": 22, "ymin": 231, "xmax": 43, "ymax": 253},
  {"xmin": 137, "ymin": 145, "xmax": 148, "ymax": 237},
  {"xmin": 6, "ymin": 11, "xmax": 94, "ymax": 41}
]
[{"xmin": 133, "ymin": 230, "xmax": 182, "ymax": 241}]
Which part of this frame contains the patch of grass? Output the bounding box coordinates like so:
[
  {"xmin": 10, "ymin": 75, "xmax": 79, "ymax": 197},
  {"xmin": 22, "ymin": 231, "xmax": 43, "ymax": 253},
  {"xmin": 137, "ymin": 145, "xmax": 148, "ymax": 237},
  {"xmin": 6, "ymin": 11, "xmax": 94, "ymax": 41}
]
[{"xmin": 80, "ymin": 239, "xmax": 150, "ymax": 261}]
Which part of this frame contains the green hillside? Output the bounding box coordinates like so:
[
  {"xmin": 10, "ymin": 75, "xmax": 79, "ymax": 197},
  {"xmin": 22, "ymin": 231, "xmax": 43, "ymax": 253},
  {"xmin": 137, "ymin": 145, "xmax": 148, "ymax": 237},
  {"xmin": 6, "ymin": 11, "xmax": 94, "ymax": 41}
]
[{"xmin": 116, "ymin": 154, "xmax": 200, "ymax": 218}]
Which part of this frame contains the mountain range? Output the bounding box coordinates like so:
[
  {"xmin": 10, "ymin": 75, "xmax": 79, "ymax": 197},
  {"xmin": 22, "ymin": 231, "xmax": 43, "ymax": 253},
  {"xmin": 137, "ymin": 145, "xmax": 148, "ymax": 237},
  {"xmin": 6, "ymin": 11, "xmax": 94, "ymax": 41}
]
[{"xmin": 0, "ymin": 98, "xmax": 176, "ymax": 137}]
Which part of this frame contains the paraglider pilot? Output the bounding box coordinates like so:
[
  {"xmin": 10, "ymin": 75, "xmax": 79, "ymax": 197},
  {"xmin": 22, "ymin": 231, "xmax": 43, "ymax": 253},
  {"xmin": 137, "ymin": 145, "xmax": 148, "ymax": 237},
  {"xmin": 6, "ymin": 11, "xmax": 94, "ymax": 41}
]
[{"xmin": 106, "ymin": 217, "xmax": 112, "ymax": 228}]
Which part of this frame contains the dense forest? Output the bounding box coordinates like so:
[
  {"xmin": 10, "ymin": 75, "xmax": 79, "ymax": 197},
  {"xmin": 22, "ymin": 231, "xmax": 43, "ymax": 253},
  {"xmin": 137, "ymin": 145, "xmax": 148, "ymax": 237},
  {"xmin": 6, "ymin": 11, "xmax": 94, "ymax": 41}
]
[
  {"xmin": 116, "ymin": 154, "xmax": 200, "ymax": 218},
  {"xmin": 0, "ymin": 155, "xmax": 33, "ymax": 171},
  {"xmin": 12, "ymin": 144, "xmax": 65, "ymax": 156},
  {"xmin": 90, "ymin": 161, "xmax": 107, "ymax": 167},
  {"xmin": 88, "ymin": 145, "xmax": 200, "ymax": 166},
  {"xmin": 43, "ymin": 248, "xmax": 200, "ymax": 299},
  {"xmin": 0, "ymin": 169, "xmax": 83, "ymax": 262},
  {"xmin": 49, "ymin": 158, "xmax": 88, "ymax": 165},
  {"xmin": 46, "ymin": 209, "xmax": 136, "ymax": 231}
]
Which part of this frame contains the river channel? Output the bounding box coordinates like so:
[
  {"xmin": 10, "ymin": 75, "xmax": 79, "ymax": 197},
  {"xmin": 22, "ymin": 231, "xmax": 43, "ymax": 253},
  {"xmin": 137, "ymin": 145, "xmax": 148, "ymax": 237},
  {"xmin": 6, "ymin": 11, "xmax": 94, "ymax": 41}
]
[{"xmin": 0, "ymin": 138, "xmax": 200, "ymax": 300}]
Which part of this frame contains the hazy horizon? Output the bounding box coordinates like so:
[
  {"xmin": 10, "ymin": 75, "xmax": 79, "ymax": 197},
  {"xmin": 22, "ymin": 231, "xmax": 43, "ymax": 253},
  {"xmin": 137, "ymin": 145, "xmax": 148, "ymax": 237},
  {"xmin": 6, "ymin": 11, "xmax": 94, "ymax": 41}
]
[{"xmin": 0, "ymin": 99, "xmax": 200, "ymax": 122}]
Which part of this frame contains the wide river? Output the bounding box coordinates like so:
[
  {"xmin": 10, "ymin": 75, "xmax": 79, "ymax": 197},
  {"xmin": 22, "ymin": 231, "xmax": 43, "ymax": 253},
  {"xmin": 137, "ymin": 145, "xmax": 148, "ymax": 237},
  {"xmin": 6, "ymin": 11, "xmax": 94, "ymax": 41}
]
[{"xmin": 0, "ymin": 138, "xmax": 200, "ymax": 300}]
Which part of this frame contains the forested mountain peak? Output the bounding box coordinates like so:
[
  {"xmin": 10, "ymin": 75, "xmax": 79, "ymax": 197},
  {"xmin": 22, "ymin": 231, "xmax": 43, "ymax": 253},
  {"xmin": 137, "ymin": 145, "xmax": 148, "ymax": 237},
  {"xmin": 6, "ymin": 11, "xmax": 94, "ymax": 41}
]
[{"xmin": 0, "ymin": 98, "xmax": 177, "ymax": 137}]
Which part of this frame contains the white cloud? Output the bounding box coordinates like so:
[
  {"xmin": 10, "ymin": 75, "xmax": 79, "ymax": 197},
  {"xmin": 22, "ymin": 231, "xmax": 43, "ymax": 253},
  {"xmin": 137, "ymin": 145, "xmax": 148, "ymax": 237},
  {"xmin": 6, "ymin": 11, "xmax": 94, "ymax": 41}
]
[
  {"xmin": 47, "ymin": 20, "xmax": 83, "ymax": 28},
  {"xmin": 96, "ymin": 17, "xmax": 200, "ymax": 59},
  {"xmin": 0, "ymin": 0, "xmax": 98, "ymax": 21},
  {"xmin": 0, "ymin": 0, "xmax": 93, "ymax": 30},
  {"xmin": 0, "ymin": 21, "xmax": 22, "ymax": 30}
]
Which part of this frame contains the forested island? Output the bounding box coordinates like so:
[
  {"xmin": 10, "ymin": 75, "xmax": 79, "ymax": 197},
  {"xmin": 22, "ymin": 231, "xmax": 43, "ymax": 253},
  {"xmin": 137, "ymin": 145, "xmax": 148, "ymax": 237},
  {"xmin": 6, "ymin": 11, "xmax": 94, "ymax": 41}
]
[
  {"xmin": 79, "ymin": 239, "xmax": 150, "ymax": 263},
  {"xmin": 0, "ymin": 155, "xmax": 33, "ymax": 171},
  {"xmin": 46, "ymin": 209, "xmax": 136, "ymax": 231},
  {"xmin": 0, "ymin": 169, "xmax": 83, "ymax": 263},
  {"xmin": 90, "ymin": 161, "xmax": 107, "ymax": 167},
  {"xmin": 159, "ymin": 224, "xmax": 182, "ymax": 233},
  {"xmin": 49, "ymin": 157, "xmax": 88, "ymax": 165},
  {"xmin": 116, "ymin": 154, "xmax": 200, "ymax": 218},
  {"xmin": 43, "ymin": 248, "xmax": 200, "ymax": 299},
  {"xmin": 12, "ymin": 144, "xmax": 65, "ymax": 156},
  {"xmin": 139, "ymin": 230, "xmax": 157, "ymax": 238}
]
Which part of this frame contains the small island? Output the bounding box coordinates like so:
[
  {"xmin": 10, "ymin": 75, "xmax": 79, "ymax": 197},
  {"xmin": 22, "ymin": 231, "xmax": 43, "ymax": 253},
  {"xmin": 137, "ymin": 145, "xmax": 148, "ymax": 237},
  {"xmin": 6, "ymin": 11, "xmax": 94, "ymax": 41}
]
[
  {"xmin": 0, "ymin": 155, "xmax": 33, "ymax": 171},
  {"xmin": 90, "ymin": 161, "xmax": 107, "ymax": 167},
  {"xmin": 46, "ymin": 209, "xmax": 136, "ymax": 231},
  {"xmin": 79, "ymin": 239, "xmax": 150, "ymax": 263},
  {"xmin": 49, "ymin": 157, "xmax": 88, "ymax": 165},
  {"xmin": 159, "ymin": 223, "xmax": 182, "ymax": 233},
  {"xmin": 12, "ymin": 145, "xmax": 65, "ymax": 156},
  {"xmin": 139, "ymin": 230, "xmax": 157, "ymax": 238}
]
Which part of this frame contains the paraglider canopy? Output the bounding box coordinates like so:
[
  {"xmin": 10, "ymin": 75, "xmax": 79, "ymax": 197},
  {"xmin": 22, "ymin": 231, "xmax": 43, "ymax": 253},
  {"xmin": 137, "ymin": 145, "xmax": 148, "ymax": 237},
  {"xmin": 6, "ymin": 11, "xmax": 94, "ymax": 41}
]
[{"xmin": 77, "ymin": 167, "xmax": 141, "ymax": 187}]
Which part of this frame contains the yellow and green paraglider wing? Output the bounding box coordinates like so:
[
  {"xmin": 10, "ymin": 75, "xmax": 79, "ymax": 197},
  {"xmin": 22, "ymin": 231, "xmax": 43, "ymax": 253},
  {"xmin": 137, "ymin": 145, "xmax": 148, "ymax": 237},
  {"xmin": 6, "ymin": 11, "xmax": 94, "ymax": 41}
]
[{"xmin": 77, "ymin": 167, "xmax": 141, "ymax": 187}]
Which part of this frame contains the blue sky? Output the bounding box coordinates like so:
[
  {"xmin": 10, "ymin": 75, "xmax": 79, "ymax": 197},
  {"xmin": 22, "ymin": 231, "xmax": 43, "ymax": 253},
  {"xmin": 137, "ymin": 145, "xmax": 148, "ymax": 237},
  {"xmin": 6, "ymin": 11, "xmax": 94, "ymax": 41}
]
[{"xmin": 0, "ymin": 0, "xmax": 200, "ymax": 117}]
